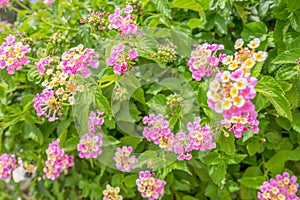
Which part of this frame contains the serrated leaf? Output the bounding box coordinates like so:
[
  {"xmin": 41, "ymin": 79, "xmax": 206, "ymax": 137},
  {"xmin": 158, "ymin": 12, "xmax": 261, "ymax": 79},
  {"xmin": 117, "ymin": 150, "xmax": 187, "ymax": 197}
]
[
  {"xmin": 255, "ymin": 76, "xmax": 292, "ymax": 120},
  {"xmin": 24, "ymin": 122, "xmax": 44, "ymax": 145},
  {"xmin": 124, "ymin": 174, "xmax": 138, "ymax": 188},
  {"xmin": 272, "ymin": 49, "xmax": 300, "ymax": 64},
  {"xmin": 239, "ymin": 176, "xmax": 265, "ymax": 189},
  {"xmin": 151, "ymin": 0, "xmax": 172, "ymax": 19},
  {"xmin": 241, "ymin": 22, "xmax": 267, "ymax": 39},
  {"xmin": 201, "ymin": 151, "xmax": 223, "ymax": 165},
  {"xmin": 291, "ymin": 113, "xmax": 300, "ymax": 133},
  {"xmin": 290, "ymin": 147, "xmax": 300, "ymax": 161},
  {"xmin": 291, "ymin": 10, "xmax": 300, "ymax": 32},
  {"xmin": 136, "ymin": 150, "xmax": 158, "ymax": 168},
  {"xmin": 171, "ymin": 0, "xmax": 205, "ymax": 19},
  {"xmin": 223, "ymin": 153, "xmax": 247, "ymax": 165},
  {"xmin": 247, "ymin": 139, "xmax": 263, "ymax": 156},
  {"xmin": 275, "ymin": 117, "xmax": 291, "ymax": 130},
  {"xmin": 132, "ymin": 87, "xmax": 145, "ymax": 104},
  {"xmin": 188, "ymin": 18, "xmax": 204, "ymax": 29},
  {"xmin": 218, "ymin": 132, "xmax": 235, "ymax": 155},
  {"xmin": 265, "ymin": 150, "xmax": 292, "ymax": 174},
  {"xmin": 146, "ymin": 94, "xmax": 166, "ymax": 113},
  {"xmin": 95, "ymin": 90, "xmax": 113, "ymax": 118},
  {"xmin": 208, "ymin": 164, "xmax": 227, "ymax": 187},
  {"xmin": 167, "ymin": 161, "xmax": 192, "ymax": 175},
  {"xmin": 120, "ymin": 136, "xmax": 143, "ymax": 149}
]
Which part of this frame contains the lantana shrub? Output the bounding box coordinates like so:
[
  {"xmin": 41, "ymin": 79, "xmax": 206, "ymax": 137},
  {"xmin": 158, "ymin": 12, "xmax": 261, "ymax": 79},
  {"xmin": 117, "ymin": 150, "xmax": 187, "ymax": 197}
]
[{"xmin": 0, "ymin": 0, "xmax": 300, "ymax": 200}]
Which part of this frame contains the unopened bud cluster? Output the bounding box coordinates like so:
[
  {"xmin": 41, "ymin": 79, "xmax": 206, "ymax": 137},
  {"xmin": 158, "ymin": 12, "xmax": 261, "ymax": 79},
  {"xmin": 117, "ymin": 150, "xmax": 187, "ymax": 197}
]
[{"xmin": 156, "ymin": 40, "xmax": 177, "ymax": 63}]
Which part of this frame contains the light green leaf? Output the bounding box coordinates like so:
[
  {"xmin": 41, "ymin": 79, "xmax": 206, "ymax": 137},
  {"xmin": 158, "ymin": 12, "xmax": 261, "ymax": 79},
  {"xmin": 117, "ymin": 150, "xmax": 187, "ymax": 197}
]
[
  {"xmin": 289, "ymin": 146, "xmax": 300, "ymax": 161},
  {"xmin": 187, "ymin": 18, "xmax": 204, "ymax": 29},
  {"xmin": 171, "ymin": 0, "xmax": 205, "ymax": 19},
  {"xmin": 272, "ymin": 49, "xmax": 300, "ymax": 64},
  {"xmin": 23, "ymin": 122, "xmax": 44, "ymax": 145},
  {"xmin": 291, "ymin": 10, "xmax": 300, "ymax": 32},
  {"xmin": 208, "ymin": 164, "xmax": 227, "ymax": 187},
  {"xmin": 241, "ymin": 22, "xmax": 267, "ymax": 39},
  {"xmin": 218, "ymin": 132, "xmax": 235, "ymax": 155},
  {"xmin": 124, "ymin": 174, "xmax": 138, "ymax": 188},
  {"xmin": 265, "ymin": 150, "xmax": 292, "ymax": 174},
  {"xmin": 95, "ymin": 90, "xmax": 113, "ymax": 118},
  {"xmin": 151, "ymin": 0, "xmax": 172, "ymax": 19},
  {"xmin": 239, "ymin": 176, "xmax": 265, "ymax": 189},
  {"xmin": 291, "ymin": 113, "xmax": 300, "ymax": 133},
  {"xmin": 255, "ymin": 76, "xmax": 292, "ymax": 120}
]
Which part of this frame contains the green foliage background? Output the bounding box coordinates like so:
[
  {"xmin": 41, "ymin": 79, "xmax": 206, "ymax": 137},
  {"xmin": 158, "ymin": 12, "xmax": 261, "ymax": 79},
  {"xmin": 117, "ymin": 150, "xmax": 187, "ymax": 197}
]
[{"xmin": 0, "ymin": 0, "xmax": 300, "ymax": 199}]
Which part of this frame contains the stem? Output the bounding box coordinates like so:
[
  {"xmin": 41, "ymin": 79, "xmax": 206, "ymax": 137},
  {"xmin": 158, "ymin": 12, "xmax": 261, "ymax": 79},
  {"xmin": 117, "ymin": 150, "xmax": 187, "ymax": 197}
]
[
  {"xmin": 99, "ymin": 80, "xmax": 116, "ymax": 89},
  {"xmin": 16, "ymin": 85, "xmax": 36, "ymax": 89},
  {"xmin": 14, "ymin": 0, "xmax": 31, "ymax": 10},
  {"xmin": 9, "ymin": 6, "xmax": 24, "ymax": 15},
  {"xmin": 90, "ymin": 159, "xmax": 94, "ymax": 168}
]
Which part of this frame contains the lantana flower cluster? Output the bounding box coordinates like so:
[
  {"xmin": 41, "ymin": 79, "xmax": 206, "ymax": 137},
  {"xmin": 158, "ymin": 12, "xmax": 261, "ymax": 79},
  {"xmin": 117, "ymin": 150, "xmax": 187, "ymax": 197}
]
[
  {"xmin": 34, "ymin": 44, "xmax": 99, "ymax": 121},
  {"xmin": 188, "ymin": 43, "xmax": 224, "ymax": 81},
  {"xmin": 142, "ymin": 114, "xmax": 174, "ymax": 151},
  {"xmin": 114, "ymin": 146, "xmax": 137, "ymax": 172},
  {"xmin": 108, "ymin": 5, "xmax": 138, "ymax": 35},
  {"xmin": 258, "ymin": 172, "xmax": 300, "ymax": 200},
  {"xmin": 207, "ymin": 69, "xmax": 259, "ymax": 138},
  {"xmin": 43, "ymin": 139, "xmax": 74, "ymax": 180},
  {"xmin": 106, "ymin": 43, "xmax": 138, "ymax": 75},
  {"xmin": 0, "ymin": 0, "xmax": 10, "ymax": 8},
  {"xmin": 77, "ymin": 133, "xmax": 103, "ymax": 159},
  {"xmin": 207, "ymin": 38, "xmax": 267, "ymax": 138},
  {"xmin": 0, "ymin": 34, "xmax": 31, "ymax": 74},
  {"xmin": 61, "ymin": 44, "xmax": 99, "ymax": 78},
  {"xmin": 142, "ymin": 114, "xmax": 216, "ymax": 160},
  {"xmin": 103, "ymin": 184, "xmax": 123, "ymax": 200},
  {"xmin": 0, "ymin": 153, "xmax": 17, "ymax": 182},
  {"xmin": 78, "ymin": 110, "xmax": 104, "ymax": 159},
  {"xmin": 136, "ymin": 171, "xmax": 166, "ymax": 200}
]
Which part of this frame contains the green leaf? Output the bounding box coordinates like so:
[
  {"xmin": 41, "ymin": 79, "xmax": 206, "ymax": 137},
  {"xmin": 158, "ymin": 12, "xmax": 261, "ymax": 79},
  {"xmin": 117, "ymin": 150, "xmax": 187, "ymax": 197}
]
[
  {"xmin": 246, "ymin": 138, "xmax": 264, "ymax": 156},
  {"xmin": 218, "ymin": 132, "xmax": 235, "ymax": 155},
  {"xmin": 201, "ymin": 151, "xmax": 223, "ymax": 165},
  {"xmin": 291, "ymin": 10, "xmax": 300, "ymax": 32},
  {"xmin": 239, "ymin": 176, "xmax": 265, "ymax": 189},
  {"xmin": 124, "ymin": 174, "xmax": 138, "ymax": 188},
  {"xmin": 241, "ymin": 22, "xmax": 267, "ymax": 39},
  {"xmin": 187, "ymin": 18, "xmax": 204, "ymax": 29},
  {"xmin": 290, "ymin": 147, "xmax": 300, "ymax": 161},
  {"xmin": 275, "ymin": 117, "xmax": 291, "ymax": 131},
  {"xmin": 132, "ymin": 87, "xmax": 145, "ymax": 104},
  {"xmin": 208, "ymin": 164, "xmax": 227, "ymax": 187},
  {"xmin": 253, "ymin": 93, "xmax": 269, "ymax": 112},
  {"xmin": 239, "ymin": 166, "xmax": 264, "ymax": 189},
  {"xmin": 146, "ymin": 94, "xmax": 166, "ymax": 113},
  {"xmin": 95, "ymin": 90, "xmax": 113, "ymax": 118},
  {"xmin": 120, "ymin": 136, "xmax": 143, "ymax": 149},
  {"xmin": 266, "ymin": 131, "xmax": 282, "ymax": 144},
  {"xmin": 272, "ymin": 49, "xmax": 300, "ymax": 64},
  {"xmin": 265, "ymin": 150, "xmax": 292, "ymax": 174},
  {"xmin": 64, "ymin": 136, "xmax": 80, "ymax": 152},
  {"xmin": 23, "ymin": 122, "xmax": 44, "ymax": 145},
  {"xmin": 255, "ymin": 76, "xmax": 292, "ymax": 120},
  {"xmin": 223, "ymin": 153, "xmax": 247, "ymax": 165},
  {"xmin": 166, "ymin": 161, "xmax": 192, "ymax": 175},
  {"xmin": 291, "ymin": 113, "xmax": 300, "ymax": 133},
  {"xmin": 136, "ymin": 150, "xmax": 158, "ymax": 168},
  {"xmin": 151, "ymin": 0, "xmax": 172, "ymax": 19},
  {"xmin": 171, "ymin": 0, "xmax": 205, "ymax": 18}
]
